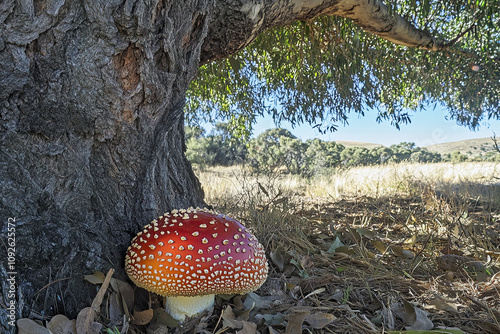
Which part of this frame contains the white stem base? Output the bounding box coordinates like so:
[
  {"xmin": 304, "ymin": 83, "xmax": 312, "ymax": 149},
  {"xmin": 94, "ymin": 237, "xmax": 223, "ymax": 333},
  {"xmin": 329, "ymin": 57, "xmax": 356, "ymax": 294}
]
[{"xmin": 164, "ymin": 294, "xmax": 215, "ymax": 321}]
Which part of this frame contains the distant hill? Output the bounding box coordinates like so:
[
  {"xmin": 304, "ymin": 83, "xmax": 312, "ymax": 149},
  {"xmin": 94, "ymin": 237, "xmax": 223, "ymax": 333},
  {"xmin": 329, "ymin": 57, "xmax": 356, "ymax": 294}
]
[
  {"xmin": 335, "ymin": 140, "xmax": 384, "ymax": 149},
  {"xmin": 424, "ymin": 137, "xmax": 497, "ymax": 158}
]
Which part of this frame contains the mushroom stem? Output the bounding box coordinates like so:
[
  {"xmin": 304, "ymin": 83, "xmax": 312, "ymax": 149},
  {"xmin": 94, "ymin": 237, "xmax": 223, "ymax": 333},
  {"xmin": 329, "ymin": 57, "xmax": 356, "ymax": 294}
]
[{"xmin": 164, "ymin": 294, "xmax": 215, "ymax": 321}]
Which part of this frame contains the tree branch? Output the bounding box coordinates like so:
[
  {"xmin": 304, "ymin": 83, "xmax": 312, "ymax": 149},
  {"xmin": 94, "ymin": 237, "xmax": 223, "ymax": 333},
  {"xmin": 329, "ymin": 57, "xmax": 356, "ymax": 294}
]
[
  {"xmin": 492, "ymin": 132, "xmax": 500, "ymax": 153},
  {"xmin": 202, "ymin": 0, "xmax": 446, "ymax": 63},
  {"xmin": 324, "ymin": 0, "xmax": 443, "ymax": 51}
]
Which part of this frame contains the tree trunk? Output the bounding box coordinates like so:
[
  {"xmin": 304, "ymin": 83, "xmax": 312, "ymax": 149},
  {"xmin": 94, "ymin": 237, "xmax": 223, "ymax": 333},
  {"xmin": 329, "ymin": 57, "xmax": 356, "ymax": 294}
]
[
  {"xmin": 0, "ymin": 0, "xmax": 208, "ymax": 325},
  {"xmin": 0, "ymin": 0, "xmax": 440, "ymax": 329}
]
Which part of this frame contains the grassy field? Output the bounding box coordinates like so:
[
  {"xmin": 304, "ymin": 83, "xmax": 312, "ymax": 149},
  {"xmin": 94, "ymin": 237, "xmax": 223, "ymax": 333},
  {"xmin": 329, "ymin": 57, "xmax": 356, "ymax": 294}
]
[
  {"xmin": 198, "ymin": 162, "xmax": 500, "ymax": 206},
  {"xmin": 35, "ymin": 162, "xmax": 498, "ymax": 333},
  {"xmin": 425, "ymin": 137, "xmax": 497, "ymax": 158},
  {"xmin": 193, "ymin": 162, "xmax": 500, "ymax": 333}
]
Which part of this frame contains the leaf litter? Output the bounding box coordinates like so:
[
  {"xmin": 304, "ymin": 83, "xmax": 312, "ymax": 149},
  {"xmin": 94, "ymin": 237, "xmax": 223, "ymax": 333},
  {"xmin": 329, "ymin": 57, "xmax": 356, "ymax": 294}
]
[{"xmin": 17, "ymin": 189, "xmax": 500, "ymax": 333}]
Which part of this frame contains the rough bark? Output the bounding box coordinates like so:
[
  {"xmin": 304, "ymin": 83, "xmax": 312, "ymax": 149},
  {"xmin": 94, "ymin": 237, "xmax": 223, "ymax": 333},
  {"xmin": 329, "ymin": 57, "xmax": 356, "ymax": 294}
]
[
  {"xmin": 0, "ymin": 0, "xmax": 441, "ymax": 330},
  {"xmin": 0, "ymin": 0, "xmax": 209, "ymax": 327},
  {"xmin": 200, "ymin": 0, "xmax": 442, "ymax": 63}
]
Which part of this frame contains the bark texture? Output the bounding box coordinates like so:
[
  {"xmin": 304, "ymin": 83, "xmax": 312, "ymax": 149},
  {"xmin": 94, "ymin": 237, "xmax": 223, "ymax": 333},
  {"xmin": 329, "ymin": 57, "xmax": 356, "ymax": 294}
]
[
  {"xmin": 0, "ymin": 0, "xmax": 209, "ymax": 326},
  {"xmin": 0, "ymin": 0, "xmax": 440, "ymax": 330}
]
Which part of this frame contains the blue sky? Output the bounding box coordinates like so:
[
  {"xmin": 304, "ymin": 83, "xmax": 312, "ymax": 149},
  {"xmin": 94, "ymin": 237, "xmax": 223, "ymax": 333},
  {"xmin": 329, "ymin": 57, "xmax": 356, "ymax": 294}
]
[{"xmin": 251, "ymin": 106, "xmax": 499, "ymax": 147}]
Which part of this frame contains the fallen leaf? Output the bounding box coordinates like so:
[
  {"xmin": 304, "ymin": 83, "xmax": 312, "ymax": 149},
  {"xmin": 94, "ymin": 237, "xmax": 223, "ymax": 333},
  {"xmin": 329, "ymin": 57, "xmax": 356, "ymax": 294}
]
[
  {"xmin": 222, "ymin": 305, "xmax": 243, "ymax": 329},
  {"xmin": 236, "ymin": 321, "xmax": 257, "ymax": 334},
  {"xmin": 268, "ymin": 326, "xmax": 281, "ymax": 334},
  {"xmin": 17, "ymin": 318, "xmax": 51, "ymax": 334},
  {"xmin": 255, "ymin": 313, "xmax": 286, "ymax": 326},
  {"xmin": 335, "ymin": 245, "xmax": 356, "ymax": 255},
  {"xmin": 110, "ymin": 278, "xmax": 134, "ymax": 312},
  {"xmin": 131, "ymin": 309, "xmax": 154, "ymax": 326},
  {"xmin": 304, "ymin": 287, "xmax": 325, "ymax": 300},
  {"xmin": 327, "ymin": 236, "xmax": 344, "ymax": 254},
  {"xmin": 428, "ymin": 295, "xmax": 459, "ymax": 313},
  {"xmin": 75, "ymin": 307, "xmax": 102, "ymax": 334},
  {"xmin": 270, "ymin": 248, "xmax": 285, "ymax": 271},
  {"xmin": 285, "ymin": 311, "xmax": 309, "ymax": 334},
  {"xmin": 243, "ymin": 292, "xmax": 271, "ymax": 310},
  {"xmin": 46, "ymin": 314, "xmax": 76, "ymax": 334},
  {"xmin": 77, "ymin": 269, "xmax": 114, "ymax": 334},
  {"xmin": 404, "ymin": 302, "xmax": 433, "ymax": 331},
  {"xmin": 108, "ymin": 292, "xmax": 123, "ymax": 327},
  {"xmin": 404, "ymin": 234, "xmax": 417, "ymax": 244},
  {"xmin": 436, "ymin": 254, "xmax": 485, "ymax": 272},
  {"xmin": 479, "ymin": 321, "xmax": 500, "ymax": 333},
  {"xmin": 403, "ymin": 300, "xmax": 417, "ymax": 325},
  {"xmin": 391, "ymin": 246, "xmax": 415, "ymax": 259},
  {"xmin": 153, "ymin": 307, "xmax": 179, "ymax": 328},
  {"xmin": 304, "ymin": 312, "xmax": 336, "ymax": 329},
  {"xmin": 371, "ymin": 240, "xmax": 388, "ymax": 254},
  {"xmin": 83, "ymin": 271, "xmax": 105, "ymax": 285},
  {"xmin": 356, "ymin": 227, "xmax": 375, "ymax": 240}
]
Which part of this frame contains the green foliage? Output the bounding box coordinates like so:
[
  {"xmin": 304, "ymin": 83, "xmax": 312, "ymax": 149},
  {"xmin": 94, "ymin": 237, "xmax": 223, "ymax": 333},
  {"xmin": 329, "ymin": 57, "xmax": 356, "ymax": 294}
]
[
  {"xmin": 185, "ymin": 123, "xmax": 247, "ymax": 168},
  {"xmin": 187, "ymin": 1, "xmax": 499, "ymax": 133},
  {"xmin": 185, "ymin": 124, "xmax": 450, "ymax": 174},
  {"xmin": 340, "ymin": 147, "xmax": 376, "ymax": 167},
  {"xmin": 446, "ymin": 150, "xmax": 470, "ymax": 163},
  {"xmin": 247, "ymin": 128, "xmax": 307, "ymax": 174},
  {"xmin": 303, "ymin": 139, "xmax": 345, "ymax": 176}
]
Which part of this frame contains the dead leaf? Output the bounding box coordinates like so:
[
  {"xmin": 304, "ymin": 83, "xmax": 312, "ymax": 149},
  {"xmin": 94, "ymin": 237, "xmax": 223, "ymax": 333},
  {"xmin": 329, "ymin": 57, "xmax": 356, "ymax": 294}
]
[
  {"xmin": 304, "ymin": 312, "xmax": 336, "ymax": 329},
  {"xmin": 304, "ymin": 287, "xmax": 325, "ymax": 300},
  {"xmin": 108, "ymin": 292, "xmax": 124, "ymax": 327},
  {"xmin": 270, "ymin": 248, "xmax": 285, "ymax": 271},
  {"xmin": 110, "ymin": 278, "xmax": 135, "ymax": 313},
  {"xmin": 327, "ymin": 236, "xmax": 344, "ymax": 254},
  {"xmin": 83, "ymin": 271, "xmax": 105, "ymax": 285},
  {"xmin": 428, "ymin": 295, "xmax": 459, "ymax": 313},
  {"xmin": 403, "ymin": 234, "xmax": 417, "ymax": 244},
  {"xmin": 356, "ymin": 227, "xmax": 375, "ymax": 240},
  {"xmin": 17, "ymin": 318, "xmax": 51, "ymax": 334},
  {"xmin": 222, "ymin": 305, "xmax": 243, "ymax": 329},
  {"xmin": 236, "ymin": 321, "xmax": 257, "ymax": 334},
  {"xmin": 77, "ymin": 269, "xmax": 114, "ymax": 334},
  {"xmin": 402, "ymin": 301, "xmax": 433, "ymax": 331},
  {"xmin": 436, "ymin": 254, "xmax": 485, "ymax": 272},
  {"xmin": 285, "ymin": 311, "xmax": 309, "ymax": 334},
  {"xmin": 243, "ymin": 292, "xmax": 271, "ymax": 310},
  {"xmin": 131, "ymin": 308, "xmax": 154, "ymax": 325},
  {"xmin": 403, "ymin": 300, "xmax": 417, "ymax": 325},
  {"xmin": 268, "ymin": 326, "xmax": 280, "ymax": 334},
  {"xmin": 391, "ymin": 245, "xmax": 415, "ymax": 259},
  {"xmin": 335, "ymin": 245, "xmax": 356, "ymax": 255},
  {"xmin": 153, "ymin": 307, "xmax": 179, "ymax": 328},
  {"xmin": 478, "ymin": 321, "xmax": 500, "ymax": 334},
  {"xmin": 254, "ymin": 313, "xmax": 286, "ymax": 326},
  {"xmin": 371, "ymin": 239, "xmax": 388, "ymax": 254},
  {"xmin": 46, "ymin": 314, "xmax": 77, "ymax": 334},
  {"xmin": 75, "ymin": 308, "xmax": 101, "ymax": 334}
]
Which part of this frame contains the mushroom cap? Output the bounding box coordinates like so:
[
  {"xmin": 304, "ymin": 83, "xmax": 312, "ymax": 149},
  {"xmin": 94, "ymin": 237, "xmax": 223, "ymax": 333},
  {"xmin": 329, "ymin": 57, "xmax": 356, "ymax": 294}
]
[{"xmin": 125, "ymin": 208, "xmax": 268, "ymax": 297}]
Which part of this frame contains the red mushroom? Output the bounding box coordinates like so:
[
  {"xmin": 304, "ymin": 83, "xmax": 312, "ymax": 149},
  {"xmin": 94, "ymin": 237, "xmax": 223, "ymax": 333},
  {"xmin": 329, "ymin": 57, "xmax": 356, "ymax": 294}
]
[{"xmin": 125, "ymin": 207, "xmax": 268, "ymax": 321}]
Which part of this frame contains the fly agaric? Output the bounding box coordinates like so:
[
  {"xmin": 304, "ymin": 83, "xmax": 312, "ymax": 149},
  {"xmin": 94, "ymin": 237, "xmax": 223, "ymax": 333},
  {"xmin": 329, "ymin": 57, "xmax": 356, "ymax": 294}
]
[{"xmin": 125, "ymin": 208, "xmax": 268, "ymax": 321}]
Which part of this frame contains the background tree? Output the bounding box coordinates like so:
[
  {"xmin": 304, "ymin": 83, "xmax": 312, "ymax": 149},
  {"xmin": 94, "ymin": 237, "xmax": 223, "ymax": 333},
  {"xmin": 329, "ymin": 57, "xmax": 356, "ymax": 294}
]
[
  {"xmin": 187, "ymin": 1, "xmax": 500, "ymax": 134},
  {"xmin": 341, "ymin": 147, "xmax": 376, "ymax": 166},
  {"xmin": 247, "ymin": 128, "xmax": 303, "ymax": 173},
  {"xmin": 1, "ymin": 0, "xmax": 499, "ymax": 328},
  {"xmin": 303, "ymin": 139, "xmax": 344, "ymax": 175}
]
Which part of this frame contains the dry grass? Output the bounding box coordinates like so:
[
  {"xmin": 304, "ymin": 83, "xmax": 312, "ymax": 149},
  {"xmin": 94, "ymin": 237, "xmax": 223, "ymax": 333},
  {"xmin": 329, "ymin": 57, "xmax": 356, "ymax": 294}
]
[
  {"xmin": 20, "ymin": 164, "xmax": 500, "ymax": 334},
  {"xmin": 197, "ymin": 162, "xmax": 500, "ymax": 205},
  {"xmin": 192, "ymin": 162, "xmax": 500, "ymax": 333}
]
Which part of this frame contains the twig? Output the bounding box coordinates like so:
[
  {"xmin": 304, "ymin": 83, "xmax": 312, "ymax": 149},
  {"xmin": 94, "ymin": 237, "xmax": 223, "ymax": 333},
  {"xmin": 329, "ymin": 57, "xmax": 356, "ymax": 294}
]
[
  {"xmin": 492, "ymin": 132, "xmax": 500, "ymax": 154},
  {"xmin": 442, "ymin": 21, "xmax": 477, "ymax": 49}
]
